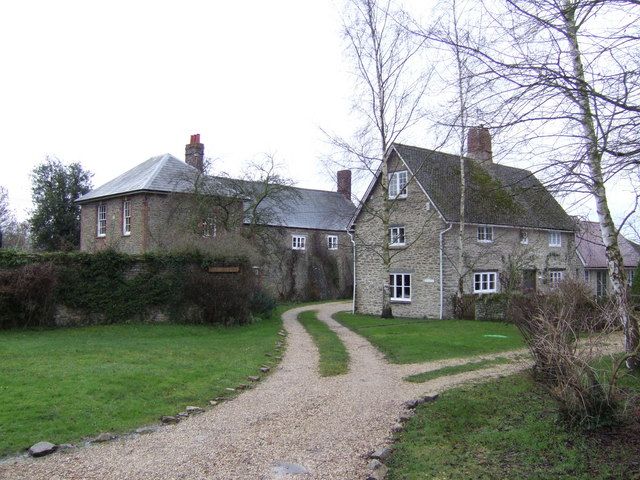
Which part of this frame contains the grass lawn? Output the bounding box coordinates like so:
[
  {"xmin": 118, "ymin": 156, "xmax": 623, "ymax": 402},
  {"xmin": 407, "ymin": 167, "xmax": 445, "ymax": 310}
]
[
  {"xmin": 404, "ymin": 357, "xmax": 511, "ymax": 383},
  {"xmin": 334, "ymin": 312, "xmax": 523, "ymax": 363},
  {"xmin": 297, "ymin": 310, "xmax": 349, "ymax": 376},
  {"xmin": 0, "ymin": 315, "xmax": 282, "ymax": 457},
  {"xmin": 388, "ymin": 371, "xmax": 640, "ymax": 479}
]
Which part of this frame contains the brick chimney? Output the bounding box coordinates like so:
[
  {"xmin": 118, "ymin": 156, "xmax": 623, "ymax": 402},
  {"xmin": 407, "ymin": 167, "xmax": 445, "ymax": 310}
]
[
  {"xmin": 466, "ymin": 126, "xmax": 492, "ymax": 165},
  {"xmin": 337, "ymin": 170, "xmax": 352, "ymax": 200},
  {"xmin": 185, "ymin": 134, "xmax": 204, "ymax": 172}
]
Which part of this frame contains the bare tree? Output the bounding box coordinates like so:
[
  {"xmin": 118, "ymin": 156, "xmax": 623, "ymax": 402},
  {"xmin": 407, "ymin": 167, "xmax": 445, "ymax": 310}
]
[
  {"xmin": 327, "ymin": 0, "xmax": 431, "ymax": 317},
  {"xmin": 0, "ymin": 186, "xmax": 11, "ymax": 243},
  {"xmin": 449, "ymin": 0, "xmax": 640, "ymax": 367}
]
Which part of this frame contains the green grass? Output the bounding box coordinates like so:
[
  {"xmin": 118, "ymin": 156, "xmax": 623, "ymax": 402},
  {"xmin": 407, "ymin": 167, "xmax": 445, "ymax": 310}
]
[
  {"xmin": 388, "ymin": 372, "xmax": 640, "ymax": 479},
  {"xmin": 0, "ymin": 316, "xmax": 282, "ymax": 456},
  {"xmin": 297, "ymin": 310, "xmax": 349, "ymax": 376},
  {"xmin": 405, "ymin": 357, "xmax": 511, "ymax": 383},
  {"xmin": 334, "ymin": 313, "xmax": 524, "ymax": 364}
]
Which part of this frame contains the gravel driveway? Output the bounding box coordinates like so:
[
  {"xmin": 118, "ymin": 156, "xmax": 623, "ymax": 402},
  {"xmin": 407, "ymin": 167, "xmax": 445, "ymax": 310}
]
[{"xmin": 0, "ymin": 302, "xmax": 571, "ymax": 479}]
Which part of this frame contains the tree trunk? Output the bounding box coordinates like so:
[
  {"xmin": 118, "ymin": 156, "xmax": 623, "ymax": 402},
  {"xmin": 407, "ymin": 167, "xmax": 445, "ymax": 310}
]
[{"xmin": 563, "ymin": 2, "xmax": 640, "ymax": 369}]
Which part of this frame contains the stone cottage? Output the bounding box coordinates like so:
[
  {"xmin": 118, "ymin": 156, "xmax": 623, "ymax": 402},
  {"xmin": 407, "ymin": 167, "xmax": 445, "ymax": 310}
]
[
  {"xmin": 575, "ymin": 220, "xmax": 639, "ymax": 297},
  {"xmin": 352, "ymin": 126, "xmax": 579, "ymax": 319},
  {"xmin": 77, "ymin": 135, "xmax": 356, "ymax": 300}
]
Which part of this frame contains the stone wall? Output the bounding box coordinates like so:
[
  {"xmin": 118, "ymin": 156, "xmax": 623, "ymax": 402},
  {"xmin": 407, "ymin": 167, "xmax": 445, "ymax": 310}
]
[
  {"xmin": 260, "ymin": 226, "xmax": 353, "ymax": 301},
  {"xmin": 354, "ymin": 153, "xmax": 447, "ymax": 318},
  {"xmin": 442, "ymin": 225, "xmax": 580, "ymax": 317}
]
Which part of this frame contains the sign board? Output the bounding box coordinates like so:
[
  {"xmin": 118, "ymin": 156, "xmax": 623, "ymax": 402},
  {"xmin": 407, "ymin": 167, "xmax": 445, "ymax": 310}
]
[{"xmin": 208, "ymin": 266, "xmax": 240, "ymax": 273}]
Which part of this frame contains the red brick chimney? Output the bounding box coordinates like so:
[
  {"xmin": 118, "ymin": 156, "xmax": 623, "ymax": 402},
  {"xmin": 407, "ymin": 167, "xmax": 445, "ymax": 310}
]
[
  {"xmin": 185, "ymin": 134, "xmax": 204, "ymax": 172},
  {"xmin": 337, "ymin": 170, "xmax": 351, "ymax": 200},
  {"xmin": 466, "ymin": 126, "xmax": 492, "ymax": 165}
]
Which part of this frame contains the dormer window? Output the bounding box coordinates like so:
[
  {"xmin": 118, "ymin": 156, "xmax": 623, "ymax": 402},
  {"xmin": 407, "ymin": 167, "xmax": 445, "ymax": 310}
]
[
  {"xmin": 477, "ymin": 225, "xmax": 493, "ymax": 243},
  {"xmin": 388, "ymin": 171, "xmax": 408, "ymax": 199}
]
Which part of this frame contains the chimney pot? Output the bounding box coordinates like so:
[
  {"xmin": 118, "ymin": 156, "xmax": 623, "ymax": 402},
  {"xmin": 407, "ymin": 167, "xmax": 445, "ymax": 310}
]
[
  {"xmin": 466, "ymin": 126, "xmax": 492, "ymax": 165},
  {"xmin": 337, "ymin": 170, "xmax": 352, "ymax": 200},
  {"xmin": 185, "ymin": 133, "xmax": 204, "ymax": 172}
]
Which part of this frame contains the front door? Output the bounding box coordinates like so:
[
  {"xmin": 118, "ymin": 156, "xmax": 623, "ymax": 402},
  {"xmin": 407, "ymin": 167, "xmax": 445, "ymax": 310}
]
[{"xmin": 522, "ymin": 269, "xmax": 536, "ymax": 293}]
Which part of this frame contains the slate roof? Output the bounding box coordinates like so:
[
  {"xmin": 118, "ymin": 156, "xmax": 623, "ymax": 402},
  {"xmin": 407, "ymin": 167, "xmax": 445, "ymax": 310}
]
[
  {"xmin": 77, "ymin": 154, "xmax": 207, "ymax": 202},
  {"xmin": 576, "ymin": 220, "xmax": 640, "ymax": 268},
  {"xmin": 393, "ymin": 143, "xmax": 575, "ymax": 231},
  {"xmin": 77, "ymin": 154, "xmax": 355, "ymax": 232}
]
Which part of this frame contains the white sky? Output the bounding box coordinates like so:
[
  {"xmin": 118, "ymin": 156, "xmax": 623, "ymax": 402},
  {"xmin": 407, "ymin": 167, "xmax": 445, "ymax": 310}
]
[{"xmin": 0, "ymin": 1, "xmax": 634, "ymax": 227}]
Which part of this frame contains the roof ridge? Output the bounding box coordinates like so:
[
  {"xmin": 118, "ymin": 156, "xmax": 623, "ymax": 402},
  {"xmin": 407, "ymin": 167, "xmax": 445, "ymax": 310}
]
[{"xmin": 140, "ymin": 154, "xmax": 171, "ymax": 190}]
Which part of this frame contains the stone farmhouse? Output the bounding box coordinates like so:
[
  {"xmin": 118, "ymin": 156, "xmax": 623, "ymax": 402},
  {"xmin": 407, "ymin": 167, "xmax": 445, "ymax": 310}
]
[
  {"xmin": 77, "ymin": 135, "xmax": 356, "ymax": 300},
  {"xmin": 575, "ymin": 220, "xmax": 639, "ymax": 297},
  {"xmin": 352, "ymin": 126, "xmax": 580, "ymax": 319}
]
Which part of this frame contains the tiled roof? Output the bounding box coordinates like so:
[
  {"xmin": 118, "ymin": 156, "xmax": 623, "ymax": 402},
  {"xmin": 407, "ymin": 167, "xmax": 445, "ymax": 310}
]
[
  {"xmin": 576, "ymin": 220, "xmax": 640, "ymax": 268},
  {"xmin": 77, "ymin": 154, "xmax": 355, "ymax": 232},
  {"xmin": 393, "ymin": 143, "xmax": 575, "ymax": 231}
]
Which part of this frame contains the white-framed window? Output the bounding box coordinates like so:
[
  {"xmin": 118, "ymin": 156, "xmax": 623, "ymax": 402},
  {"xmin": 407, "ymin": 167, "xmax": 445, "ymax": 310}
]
[
  {"xmin": 292, "ymin": 235, "xmax": 306, "ymax": 250},
  {"xmin": 122, "ymin": 199, "xmax": 131, "ymax": 236},
  {"xmin": 473, "ymin": 272, "xmax": 497, "ymax": 293},
  {"xmin": 596, "ymin": 270, "xmax": 607, "ymax": 297},
  {"xmin": 97, "ymin": 204, "xmax": 106, "ymax": 237},
  {"xmin": 584, "ymin": 270, "xmax": 590, "ymax": 283},
  {"xmin": 327, "ymin": 235, "xmax": 338, "ymax": 250},
  {"xmin": 549, "ymin": 270, "xmax": 564, "ymax": 287},
  {"xmin": 549, "ymin": 231, "xmax": 562, "ymax": 247},
  {"xmin": 388, "ymin": 170, "xmax": 408, "ymax": 199},
  {"xmin": 519, "ymin": 229, "xmax": 528, "ymax": 245},
  {"xmin": 477, "ymin": 225, "xmax": 493, "ymax": 243},
  {"xmin": 627, "ymin": 269, "xmax": 635, "ymax": 287},
  {"xmin": 201, "ymin": 218, "xmax": 216, "ymax": 238},
  {"xmin": 389, "ymin": 226, "xmax": 406, "ymax": 246},
  {"xmin": 389, "ymin": 273, "xmax": 411, "ymax": 302}
]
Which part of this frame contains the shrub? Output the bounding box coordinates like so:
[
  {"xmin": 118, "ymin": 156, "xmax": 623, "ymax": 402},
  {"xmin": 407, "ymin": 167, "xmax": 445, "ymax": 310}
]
[
  {"xmin": 508, "ymin": 280, "xmax": 622, "ymax": 428},
  {"xmin": 452, "ymin": 293, "xmax": 476, "ymax": 319},
  {"xmin": 248, "ymin": 288, "xmax": 277, "ymax": 317},
  {"xmin": 0, "ymin": 262, "xmax": 58, "ymax": 328}
]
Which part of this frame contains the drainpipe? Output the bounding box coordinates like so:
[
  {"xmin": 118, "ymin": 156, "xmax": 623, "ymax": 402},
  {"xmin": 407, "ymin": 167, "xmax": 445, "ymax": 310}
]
[
  {"xmin": 439, "ymin": 223, "xmax": 453, "ymax": 319},
  {"xmin": 348, "ymin": 229, "xmax": 356, "ymax": 314}
]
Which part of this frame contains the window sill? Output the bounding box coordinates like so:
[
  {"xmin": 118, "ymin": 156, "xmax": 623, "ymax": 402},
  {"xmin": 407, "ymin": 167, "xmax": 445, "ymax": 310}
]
[
  {"xmin": 389, "ymin": 244, "xmax": 406, "ymax": 249},
  {"xmin": 474, "ymin": 291, "xmax": 497, "ymax": 295},
  {"xmin": 122, "ymin": 233, "xmax": 131, "ymax": 237},
  {"xmin": 96, "ymin": 235, "xmax": 106, "ymax": 239},
  {"xmin": 549, "ymin": 245, "xmax": 562, "ymax": 248},
  {"xmin": 477, "ymin": 240, "xmax": 493, "ymax": 244},
  {"xmin": 388, "ymin": 196, "xmax": 407, "ymax": 201},
  {"xmin": 390, "ymin": 299, "xmax": 411, "ymax": 303}
]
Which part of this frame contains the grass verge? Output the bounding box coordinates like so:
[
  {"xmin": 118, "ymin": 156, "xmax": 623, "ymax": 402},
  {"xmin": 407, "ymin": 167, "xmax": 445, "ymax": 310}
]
[
  {"xmin": 388, "ymin": 371, "xmax": 640, "ymax": 479},
  {"xmin": 334, "ymin": 312, "xmax": 523, "ymax": 363},
  {"xmin": 298, "ymin": 310, "xmax": 349, "ymax": 376},
  {"xmin": 404, "ymin": 357, "xmax": 511, "ymax": 383},
  {"xmin": 0, "ymin": 314, "xmax": 282, "ymax": 456}
]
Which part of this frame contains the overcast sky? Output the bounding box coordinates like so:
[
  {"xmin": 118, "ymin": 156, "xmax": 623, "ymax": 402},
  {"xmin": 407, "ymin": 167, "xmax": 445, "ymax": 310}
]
[{"xmin": 0, "ymin": 1, "xmax": 634, "ymax": 226}]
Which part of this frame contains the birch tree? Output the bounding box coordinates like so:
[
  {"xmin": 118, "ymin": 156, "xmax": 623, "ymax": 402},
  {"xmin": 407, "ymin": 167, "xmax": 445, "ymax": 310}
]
[
  {"xmin": 457, "ymin": 0, "xmax": 640, "ymax": 367},
  {"xmin": 327, "ymin": 0, "xmax": 430, "ymax": 317}
]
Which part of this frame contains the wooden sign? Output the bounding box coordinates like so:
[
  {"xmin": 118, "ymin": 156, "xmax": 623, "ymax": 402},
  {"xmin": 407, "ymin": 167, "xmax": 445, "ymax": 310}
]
[{"xmin": 208, "ymin": 266, "xmax": 240, "ymax": 273}]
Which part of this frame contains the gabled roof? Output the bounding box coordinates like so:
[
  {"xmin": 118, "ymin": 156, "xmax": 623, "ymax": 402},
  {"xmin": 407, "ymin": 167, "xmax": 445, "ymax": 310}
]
[
  {"xmin": 576, "ymin": 220, "xmax": 640, "ymax": 269},
  {"xmin": 77, "ymin": 154, "xmax": 355, "ymax": 232},
  {"xmin": 390, "ymin": 143, "xmax": 575, "ymax": 231}
]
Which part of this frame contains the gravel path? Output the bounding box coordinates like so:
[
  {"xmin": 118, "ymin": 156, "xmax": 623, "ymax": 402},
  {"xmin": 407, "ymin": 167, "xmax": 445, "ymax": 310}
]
[{"xmin": 0, "ymin": 302, "xmax": 621, "ymax": 479}]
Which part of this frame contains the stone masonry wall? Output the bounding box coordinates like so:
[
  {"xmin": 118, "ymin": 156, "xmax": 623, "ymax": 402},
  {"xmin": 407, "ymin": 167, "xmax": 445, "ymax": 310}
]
[
  {"xmin": 441, "ymin": 225, "xmax": 580, "ymax": 317},
  {"xmin": 354, "ymin": 153, "xmax": 447, "ymax": 318}
]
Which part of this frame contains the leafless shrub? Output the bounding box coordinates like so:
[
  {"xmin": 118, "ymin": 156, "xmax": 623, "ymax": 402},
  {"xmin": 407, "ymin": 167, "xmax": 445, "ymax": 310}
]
[
  {"xmin": 0, "ymin": 263, "xmax": 58, "ymax": 328},
  {"xmin": 509, "ymin": 280, "xmax": 626, "ymax": 428}
]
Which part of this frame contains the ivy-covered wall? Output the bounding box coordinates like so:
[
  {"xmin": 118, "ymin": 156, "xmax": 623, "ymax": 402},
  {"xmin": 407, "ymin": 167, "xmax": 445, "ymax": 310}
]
[{"xmin": 0, "ymin": 250, "xmax": 266, "ymax": 328}]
